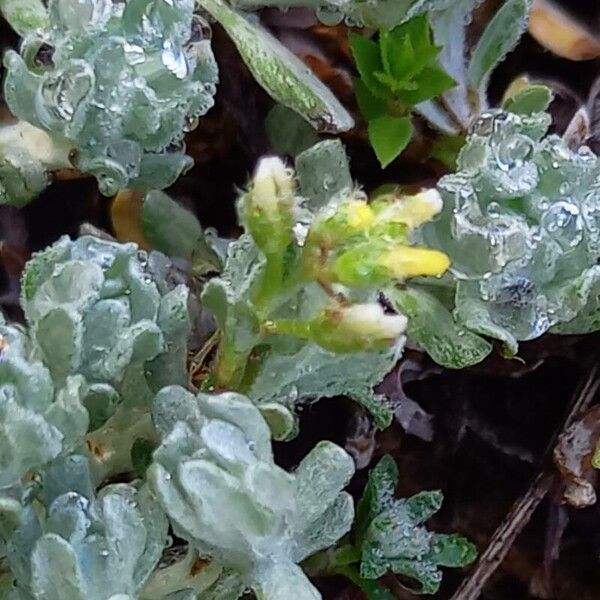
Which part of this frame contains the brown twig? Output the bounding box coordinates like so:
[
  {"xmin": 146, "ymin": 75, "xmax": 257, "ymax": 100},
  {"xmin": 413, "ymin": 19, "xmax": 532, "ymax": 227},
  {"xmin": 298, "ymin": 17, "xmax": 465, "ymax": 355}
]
[{"xmin": 451, "ymin": 362, "xmax": 600, "ymax": 600}]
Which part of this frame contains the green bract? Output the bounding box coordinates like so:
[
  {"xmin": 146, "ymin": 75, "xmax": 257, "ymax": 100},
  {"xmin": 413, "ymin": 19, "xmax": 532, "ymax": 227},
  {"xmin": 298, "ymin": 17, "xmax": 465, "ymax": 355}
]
[
  {"xmin": 3, "ymin": 0, "xmax": 218, "ymax": 200},
  {"xmin": 149, "ymin": 386, "xmax": 355, "ymax": 600},
  {"xmin": 407, "ymin": 110, "xmax": 600, "ymax": 364},
  {"xmin": 4, "ymin": 483, "xmax": 167, "ymax": 600}
]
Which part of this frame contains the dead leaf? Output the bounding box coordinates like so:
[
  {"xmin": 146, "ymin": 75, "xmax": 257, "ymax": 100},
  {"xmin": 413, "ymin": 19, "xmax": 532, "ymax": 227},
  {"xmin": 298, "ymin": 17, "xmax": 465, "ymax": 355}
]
[
  {"xmin": 553, "ymin": 403, "xmax": 600, "ymax": 507},
  {"xmin": 562, "ymin": 106, "xmax": 590, "ymax": 149},
  {"xmin": 110, "ymin": 189, "xmax": 150, "ymax": 249},
  {"xmin": 345, "ymin": 408, "xmax": 377, "ymax": 469},
  {"xmin": 529, "ymin": 0, "xmax": 600, "ymax": 61}
]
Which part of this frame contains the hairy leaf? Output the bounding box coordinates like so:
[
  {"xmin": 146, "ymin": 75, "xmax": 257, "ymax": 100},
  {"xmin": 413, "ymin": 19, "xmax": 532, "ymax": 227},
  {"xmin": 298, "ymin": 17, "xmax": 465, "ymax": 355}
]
[{"xmin": 199, "ymin": 0, "xmax": 353, "ymax": 133}]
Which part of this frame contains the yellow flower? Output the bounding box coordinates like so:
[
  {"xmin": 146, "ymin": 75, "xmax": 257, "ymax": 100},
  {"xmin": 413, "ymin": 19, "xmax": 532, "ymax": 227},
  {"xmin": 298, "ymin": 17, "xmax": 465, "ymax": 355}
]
[
  {"xmin": 373, "ymin": 188, "xmax": 443, "ymax": 230},
  {"xmin": 379, "ymin": 245, "xmax": 450, "ymax": 279},
  {"xmin": 346, "ymin": 200, "xmax": 375, "ymax": 229}
]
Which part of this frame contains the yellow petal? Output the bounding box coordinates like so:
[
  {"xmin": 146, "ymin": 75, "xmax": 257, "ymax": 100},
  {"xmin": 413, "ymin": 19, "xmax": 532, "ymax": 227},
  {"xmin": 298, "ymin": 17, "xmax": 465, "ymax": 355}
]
[
  {"xmin": 374, "ymin": 189, "xmax": 443, "ymax": 230},
  {"xmin": 379, "ymin": 245, "xmax": 450, "ymax": 279},
  {"xmin": 346, "ymin": 201, "xmax": 375, "ymax": 229}
]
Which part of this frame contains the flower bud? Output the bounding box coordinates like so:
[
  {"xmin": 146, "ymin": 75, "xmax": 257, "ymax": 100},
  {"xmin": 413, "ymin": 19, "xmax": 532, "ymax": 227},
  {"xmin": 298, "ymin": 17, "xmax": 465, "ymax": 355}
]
[
  {"xmin": 371, "ymin": 188, "xmax": 443, "ymax": 230},
  {"xmin": 309, "ymin": 302, "xmax": 407, "ymax": 353},
  {"xmin": 308, "ymin": 197, "xmax": 374, "ymax": 247},
  {"xmin": 239, "ymin": 157, "xmax": 296, "ymax": 253},
  {"xmin": 378, "ymin": 245, "xmax": 450, "ymax": 279},
  {"xmin": 329, "ymin": 242, "xmax": 450, "ymax": 287}
]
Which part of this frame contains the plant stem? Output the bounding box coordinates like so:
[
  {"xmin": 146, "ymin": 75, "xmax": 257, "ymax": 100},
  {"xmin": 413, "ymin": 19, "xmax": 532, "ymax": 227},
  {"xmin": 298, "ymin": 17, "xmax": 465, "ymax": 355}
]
[
  {"xmin": 253, "ymin": 252, "xmax": 285, "ymax": 316},
  {"xmin": 213, "ymin": 335, "xmax": 253, "ymax": 391}
]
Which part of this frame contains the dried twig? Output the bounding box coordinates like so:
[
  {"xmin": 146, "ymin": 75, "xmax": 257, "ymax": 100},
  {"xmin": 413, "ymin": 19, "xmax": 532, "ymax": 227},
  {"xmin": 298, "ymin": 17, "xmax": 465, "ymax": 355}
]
[{"xmin": 451, "ymin": 363, "xmax": 600, "ymax": 600}]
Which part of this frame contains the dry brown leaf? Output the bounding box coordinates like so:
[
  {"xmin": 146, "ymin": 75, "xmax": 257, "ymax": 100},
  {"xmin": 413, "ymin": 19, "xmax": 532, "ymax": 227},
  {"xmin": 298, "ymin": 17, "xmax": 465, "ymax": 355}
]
[
  {"xmin": 553, "ymin": 404, "xmax": 600, "ymax": 507},
  {"xmin": 529, "ymin": 0, "xmax": 600, "ymax": 61},
  {"xmin": 563, "ymin": 106, "xmax": 590, "ymax": 149}
]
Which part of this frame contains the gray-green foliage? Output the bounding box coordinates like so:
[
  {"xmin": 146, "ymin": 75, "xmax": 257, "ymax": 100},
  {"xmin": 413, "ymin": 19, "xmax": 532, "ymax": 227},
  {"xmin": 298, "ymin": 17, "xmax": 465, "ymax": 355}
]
[
  {"xmin": 4, "ymin": 482, "xmax": 168, "ymax": 600},
  {"xmin": 149, "ymin": 386, "xmax": 355, "ymax": 600},
  {"xmin": 407, "ymin": 109, "xmax": 600, "ymax": 364},
  {"xmin": 0, "ymin": 0, "xmax": 48, "ymax": 35},
  {"xmin": 0, "ymin": 316, "xmax": 87, "ymax": 498},
  {"xmin": 0, "ymin": 0, "xmax": 355, "ymax": 207},
  {"xmin": 409, "ymin": 0, "xmax": 531, "ymax": 134},
  {"xmin": 22, "ymin": 235, "xmax": 190, "ymax": 411},
  {"xmin": 141, "ymin": 190, "xmax": 223, "ymax": 276},
  {"xmin": 198, "ymin": 0, "xmax": 353, "ymax": 133},
  {"xmin": 3, "ymin": 0, "xmax": 218, "ymax": 200},
  {"xmin": 232, "ymin": 0, "xmax": 414, "ymax": 28}
]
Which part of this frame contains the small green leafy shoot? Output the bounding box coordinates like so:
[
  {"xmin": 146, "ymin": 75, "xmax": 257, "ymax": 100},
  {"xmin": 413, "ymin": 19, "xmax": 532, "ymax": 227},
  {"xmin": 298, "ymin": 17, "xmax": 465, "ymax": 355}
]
[
  {"xmin": 353, "ymin": 455, "xmax": 477, "ymax": 594},
  {"xmin": 349, "ymin": 15, "xmax": 455, "ymax": 167}
]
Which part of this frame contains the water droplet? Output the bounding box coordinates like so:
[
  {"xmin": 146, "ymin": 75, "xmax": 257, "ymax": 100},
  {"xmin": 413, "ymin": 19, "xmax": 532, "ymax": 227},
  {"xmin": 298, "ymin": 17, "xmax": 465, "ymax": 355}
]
[
  {"xmin": 40, "ymin": 62, "xmax": 94, "ymax": 122},
  {"xmin": 124, "ymin": 41, "xmax": 145, "ymax": 66},
  {"xmin": 541, "ymin": 200, "xmax": 584, "ymax": 249},
  {"xmin": 183, "ymin": 115, "xmax": 199, "ymax": 132},
  {"xmin": 161, "ymin": 39, "xmax": 188, "ymax": 79},
  {"xmin": 493, "ymin": 134, "xmax": 533, "ymax": 172}
]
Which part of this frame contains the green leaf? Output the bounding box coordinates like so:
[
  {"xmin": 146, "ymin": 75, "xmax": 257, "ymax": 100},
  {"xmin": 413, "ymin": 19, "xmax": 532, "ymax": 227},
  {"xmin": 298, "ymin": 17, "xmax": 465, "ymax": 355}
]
[
  {"xmin": 295, "ymin": 139, "xmax": 353, "ymax": 209},
  {"xmin": 354, "ymin": 455, "xmax": 398, "ymax": 542},
  {"xmin": 454, "ymin": 281, "xmax": 519, "ymax": 357},
  {"xmin": 142, "ymin": 191, "xmax": 221, "ymax": 275},
  {"xmin": 199, "ymin": 0, "xmax": 353, "ymax": 133},
  {"xmin": 335, "ymin": 564, "xmax": 396, "ymax": 600},
  {"xmin": 467, "ymin": 0, "xmax": 531, "ymax": 92},
  {"xmin": 429, "ymin": 134, "xmax": 466, "ymax": 168},
  {"xmin": 247, "ymin": 339, "xmax": 404, "ymax": 429},
  {"xmin": 408, "ymin": 0, "xmax": 486, "ymax": 130},
  {"xmin": 368, "ymin": 115, "xmax": 413, "ymax": 168},
  {"xmin": 386, "ymin": 285, "xmax": 492, "ymax": 368},
  {"xmin": 131, "ymin": 438, "xmax": 156, "ymax": 478},
  {"xmin": 502, "ymin": 83, "xmax": 553, "ymax": 115},
  {"xmin": 396, "ymin": 65, "xmax": 455, "ymax": 106},
  {"xmin": 428, "ymin": 533, "xmax": 478, "ymax": 568},
  {"xmin": 380, "ymin": 15, "xmax": 441, "ymax": 83},
  {"xmin": 379, "ymin": 28, "xmax": 415, "ymax": 82},
  {"xmin": 354, "ymin": 78, "xmax": 388, "ymax": 121},
  {"xmin": 357, "ymin": 0, "xmax": 413, "ymax": 29},
  {"xmin": 348, "ymin": 32, "xmax": 392, "ymax": 99},
  {"xmin": 0, "ymin": 0, "xmax": 48, "ymax": 36},
  {"xmin": 265, "ymin": 104, "xmax": 320, "ymax": 156},
  {"xmin": 354, "ymin": 455, "xmax": 476, "ymax": 594}
]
